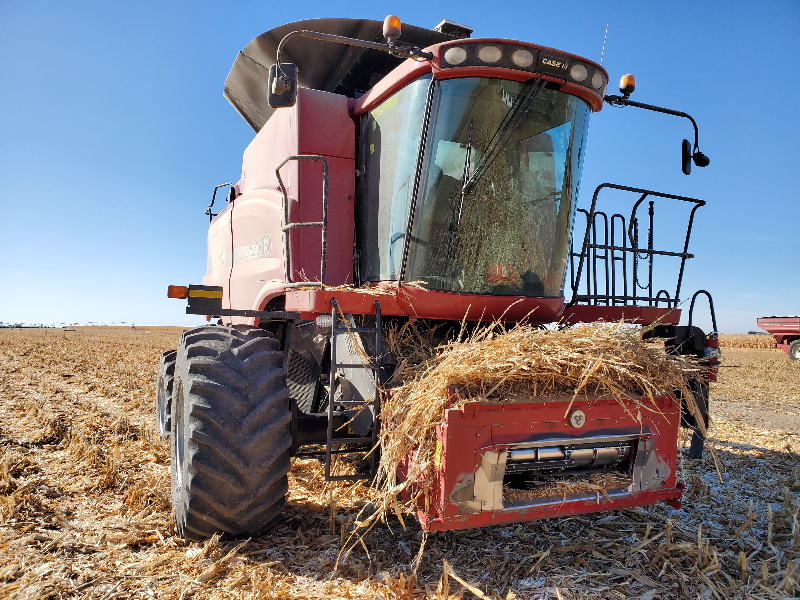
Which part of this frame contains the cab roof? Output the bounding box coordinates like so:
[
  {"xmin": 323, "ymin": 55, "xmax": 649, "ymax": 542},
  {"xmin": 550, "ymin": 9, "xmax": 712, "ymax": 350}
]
[{"xmin": 224, "ymin": 18, "xmax": 461, "ymax": 132}]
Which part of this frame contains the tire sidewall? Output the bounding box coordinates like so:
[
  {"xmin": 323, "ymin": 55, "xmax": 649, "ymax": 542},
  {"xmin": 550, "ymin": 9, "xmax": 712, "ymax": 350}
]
[
  {"xmin": 156, "ymin": 351, "xmax": 176, "ymax": 439},
  {"xmin": 171, "ymin": 344, "xmax": 192, "ymax": 535}
]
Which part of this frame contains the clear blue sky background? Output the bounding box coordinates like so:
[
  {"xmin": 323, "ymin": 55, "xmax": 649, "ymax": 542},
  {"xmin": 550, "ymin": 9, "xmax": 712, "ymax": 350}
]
[{"xmin": 1, "ymin": 0, "xmax": 797, "ymax": 332}]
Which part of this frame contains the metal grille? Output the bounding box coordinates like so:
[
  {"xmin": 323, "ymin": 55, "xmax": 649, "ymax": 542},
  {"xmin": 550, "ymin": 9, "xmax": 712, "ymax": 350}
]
[{"xmin": 286, "ymin": 349, "xmax": 319, "ymax": 413}]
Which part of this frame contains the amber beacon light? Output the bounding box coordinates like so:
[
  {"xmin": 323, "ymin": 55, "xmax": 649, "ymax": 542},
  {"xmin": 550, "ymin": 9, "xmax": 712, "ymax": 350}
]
[
  {"xmin": 383, "ymin": 15, "xmax": 402, "ymax": 43},
  {"xmin": 619, "ymin": 74, "xmax": 636, "ymax": 97}
]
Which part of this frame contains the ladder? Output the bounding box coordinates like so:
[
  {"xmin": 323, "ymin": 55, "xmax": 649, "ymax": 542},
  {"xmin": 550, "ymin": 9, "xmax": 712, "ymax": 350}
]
[{"xmin": 324, "ymin": 299, "xmax": 382, "ymax": 481}]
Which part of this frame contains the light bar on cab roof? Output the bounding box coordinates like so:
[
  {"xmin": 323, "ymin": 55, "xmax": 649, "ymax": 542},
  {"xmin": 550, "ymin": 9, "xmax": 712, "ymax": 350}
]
[{"xmin": 439, "ymin": 41, "xmax": 607, "ymax": 97}]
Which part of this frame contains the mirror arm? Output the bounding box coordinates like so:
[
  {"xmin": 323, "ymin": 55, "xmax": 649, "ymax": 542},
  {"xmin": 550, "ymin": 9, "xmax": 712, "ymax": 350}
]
[
  {"xmin": 275, "ymin": 29, "xmax": 433, "ymax": 82},
  {"xmin": 604, "ymin": 95, "xmax": 700, "ymax": 151}
]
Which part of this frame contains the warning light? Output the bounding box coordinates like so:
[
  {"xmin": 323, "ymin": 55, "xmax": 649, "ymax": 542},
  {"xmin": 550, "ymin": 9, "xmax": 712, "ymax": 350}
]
[
  {"xmin": 619, "ymin": 74, "xmax": 636, "ymax": 97},
  {"xmin": 167, "ymin": 285, "xmax": 189, "ymax": 299},
  {"xmin": 383, "ymin": 15, "xmax": 402, "ymax": 43}
]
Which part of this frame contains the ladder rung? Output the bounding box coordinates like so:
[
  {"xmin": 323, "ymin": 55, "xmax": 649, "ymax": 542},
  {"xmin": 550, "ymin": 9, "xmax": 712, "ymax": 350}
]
[
  {"xmin": 333, "ymin": 362, "xmax": 376, "ymax": 369},
  {"xmin": 331, "ymin": 400, "xmax": 370, "ymax": 406},
  {"xmin": 325, "ymin": 474, "xmax": 370, "ymax": 481},
  {"xmin": 329, "ymin": 437, "xmax": 375, "ymax": 445},
  {"xmin": 282, "ymin": 222, "xmax": 323, "ymax": 231},
  {"xmin": 332, "ymin": 327, "xmax": 379, "ymax": 334}
]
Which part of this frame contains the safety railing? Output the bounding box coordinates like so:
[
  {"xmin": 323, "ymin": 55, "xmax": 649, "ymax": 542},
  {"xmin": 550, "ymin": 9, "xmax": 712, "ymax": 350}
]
[
  {"xmin": 568, "ymin": 183, "xmax": 705, "ymax": 308},
  {"xmin": 275, "ymin": 155, "xmax": 328, "ymax": 288}
]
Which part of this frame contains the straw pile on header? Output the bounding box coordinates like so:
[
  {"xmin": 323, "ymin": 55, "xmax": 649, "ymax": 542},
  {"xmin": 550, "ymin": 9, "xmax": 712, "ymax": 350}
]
[{"xmin": 350, "ymin": 320, "xmax": 703, "ymax": 542}]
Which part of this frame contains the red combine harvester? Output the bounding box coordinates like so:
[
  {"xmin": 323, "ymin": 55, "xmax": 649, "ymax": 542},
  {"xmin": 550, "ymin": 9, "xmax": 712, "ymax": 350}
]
[
  {"xmin": 159, "ymin": 16, "xmax": 719, "ymax": 539},
  {"xmin": 757, "ymin": 316, "xmax": 800, "ymax": 360}
]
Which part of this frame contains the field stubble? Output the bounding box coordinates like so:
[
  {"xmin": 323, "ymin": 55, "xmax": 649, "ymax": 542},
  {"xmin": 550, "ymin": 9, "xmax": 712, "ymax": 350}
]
[{"xmin": 0, "ymin": 328, "xmax": 798, "ymax": 599}]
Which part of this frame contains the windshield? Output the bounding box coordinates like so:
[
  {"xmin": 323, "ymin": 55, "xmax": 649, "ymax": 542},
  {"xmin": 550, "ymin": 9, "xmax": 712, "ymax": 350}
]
[
  {"xmin": 357, "ymin": 76, "xmax": 590, "ymax": 297},
  {"xmin": 407, "ymin": 77, "xmax": 589, "ymax": 296},
  {"xmin": 356, "ymin": 76, "xmax": 432, "ymax": 281}
]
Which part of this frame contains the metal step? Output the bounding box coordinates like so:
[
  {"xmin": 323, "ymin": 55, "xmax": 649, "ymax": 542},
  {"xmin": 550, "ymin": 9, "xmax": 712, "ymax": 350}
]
[{"xmin": 324, "ymin": 298, "xmax": 382, "ymax": 482}]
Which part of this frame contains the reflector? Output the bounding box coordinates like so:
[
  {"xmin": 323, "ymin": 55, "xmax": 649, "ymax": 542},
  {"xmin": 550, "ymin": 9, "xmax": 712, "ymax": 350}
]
[{"xmin": 167, "ymin": 285, "xmax": 189, "ymax": 299}]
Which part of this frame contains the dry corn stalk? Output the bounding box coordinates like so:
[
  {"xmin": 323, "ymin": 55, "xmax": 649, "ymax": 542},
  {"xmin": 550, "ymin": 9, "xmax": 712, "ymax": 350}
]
[{"xmin": 349, "ymin": 320, "xmax": 703, "ymax": 544}]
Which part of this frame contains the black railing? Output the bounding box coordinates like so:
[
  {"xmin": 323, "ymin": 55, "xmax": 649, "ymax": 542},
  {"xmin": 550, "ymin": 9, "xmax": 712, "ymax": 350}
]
[
  {"xmin": 568, "ymin": 183, "xmax": 705, "ymax": 309},
  {"xmin": 325, "ymin": 299, "xmax": 381, "ymax": 482}
]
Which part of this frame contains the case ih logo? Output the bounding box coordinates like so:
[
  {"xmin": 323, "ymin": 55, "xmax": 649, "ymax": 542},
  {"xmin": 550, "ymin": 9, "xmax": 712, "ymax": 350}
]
[{"xmin": 540, "ymin": 54, "xmax": 568, "ymax": 71}]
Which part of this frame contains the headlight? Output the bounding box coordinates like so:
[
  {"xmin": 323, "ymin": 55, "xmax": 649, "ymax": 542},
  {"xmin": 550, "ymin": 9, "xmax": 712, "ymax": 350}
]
[
  {"xmin": 477, "ymin": 45, "xmax": 502, "ymax": 63},
  {"xmin": 511, "ymin": 49, "xmax": 534, "ymax": 68},
  {"xmin": 569, "ymin": 64, "xmax": 588, "ymax": 82},
  {"xmin": 443, "ymin": 46, "xmax": 468, "ymax": 65},
  {"xmin": 591, "ymin": 70, "xmax": 605, "ymax": 90}
]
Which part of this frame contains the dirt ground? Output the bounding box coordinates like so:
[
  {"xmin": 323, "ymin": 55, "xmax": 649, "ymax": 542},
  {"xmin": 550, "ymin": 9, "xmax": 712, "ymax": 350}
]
[
  {"xmin": 0, "ymin": 328, "xmax": 798, "ymax": 599},
  {"xmin": 711, "ymin": 348, "xmax": 800, "ymax": 435}
]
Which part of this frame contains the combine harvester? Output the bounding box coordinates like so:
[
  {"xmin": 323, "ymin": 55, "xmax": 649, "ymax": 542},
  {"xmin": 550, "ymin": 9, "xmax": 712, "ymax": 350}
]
[{"xmin": 159, "ymin": 16, "xmax": 719, "ymax": 539}]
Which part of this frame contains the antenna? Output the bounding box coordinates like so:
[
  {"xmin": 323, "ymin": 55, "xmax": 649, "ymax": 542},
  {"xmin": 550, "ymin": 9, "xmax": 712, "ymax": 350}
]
[{"xmin": 600, "ymin": 24, "xmax": 608, "ymax": 64}]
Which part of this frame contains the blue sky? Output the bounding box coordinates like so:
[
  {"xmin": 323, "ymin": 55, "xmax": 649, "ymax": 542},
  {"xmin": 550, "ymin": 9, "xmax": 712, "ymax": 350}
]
[{"xmin": 1, "ymin": 0, "xmax": 797, "ymax": 332}]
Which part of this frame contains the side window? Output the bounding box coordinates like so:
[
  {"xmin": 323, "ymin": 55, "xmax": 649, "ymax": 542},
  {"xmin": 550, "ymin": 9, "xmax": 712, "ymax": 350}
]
[{"xmin": 356, "ymin": 75, "xmax": 432, "ymax": 281}]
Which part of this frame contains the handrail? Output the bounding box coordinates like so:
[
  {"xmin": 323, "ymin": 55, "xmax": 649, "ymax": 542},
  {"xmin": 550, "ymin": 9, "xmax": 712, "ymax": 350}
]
[
  {"xmin": 688, "ymin": 290, "xmax": 718, "ymax": 333},
  {"xmin": 275, "ymin": 155, "xmax": 328, "ymax": 288},
  {"xmin": 205, "ymin": 182, "xmax": 235, "ymax": 222}
]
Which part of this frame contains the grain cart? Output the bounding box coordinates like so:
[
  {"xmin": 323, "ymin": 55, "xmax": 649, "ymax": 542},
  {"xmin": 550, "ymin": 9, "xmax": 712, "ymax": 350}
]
[
  {"xmin": 757, "ymin": 316, "xmax": 800, "ymax": 359},
  {"xmin": 158, "ymin": 16, "xmax": 718, "ymax": 540}
]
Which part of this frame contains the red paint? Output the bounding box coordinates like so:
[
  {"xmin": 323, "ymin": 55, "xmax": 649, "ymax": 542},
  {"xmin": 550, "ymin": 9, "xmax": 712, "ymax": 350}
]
[
  {"xmin": 398, "ymin": 395, "xmax": 682, "ymax": 532},
  {"xmin": 702, "ymin": 336, "xmax": 720, "ymax": 382},
  {"xmin": 562, "ymin": 305, "xmax": 681, "ymax": 326},
  {"xmin": 203, "ymin": 88, "xmax": 355, "ymax": 324},
  {"xmin": 285, "ymin": 286, "xmax": 564, "ymax": 323}
]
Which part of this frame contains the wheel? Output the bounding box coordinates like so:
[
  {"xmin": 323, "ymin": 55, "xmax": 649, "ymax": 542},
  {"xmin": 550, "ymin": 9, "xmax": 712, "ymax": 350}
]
[
  {"xmin": 789, "ymin": 339, "xmax": 800, "ymax": 361},
  {"xmin": 156, "ymin": 350, "xmax": 177, "ymax": 439},
  {"xmin": 171, "ymin": 325, "xmax": 292, "ymax": 540}
]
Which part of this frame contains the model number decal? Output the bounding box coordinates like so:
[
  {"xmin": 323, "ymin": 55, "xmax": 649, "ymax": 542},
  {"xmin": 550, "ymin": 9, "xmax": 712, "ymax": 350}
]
[{"xmin": 208, "ymin": 233, "xmax": 273, "ymax": 272}]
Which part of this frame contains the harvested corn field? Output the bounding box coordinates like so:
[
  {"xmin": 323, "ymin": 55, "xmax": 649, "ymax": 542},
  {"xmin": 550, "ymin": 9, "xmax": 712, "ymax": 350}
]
[
  {"xmin": 718, "ymin": 334, "xmax": 777, "ymax": 350},
  {"xmin": 1, "ymin": 328, "xmax": 799, "ymax": 599}
]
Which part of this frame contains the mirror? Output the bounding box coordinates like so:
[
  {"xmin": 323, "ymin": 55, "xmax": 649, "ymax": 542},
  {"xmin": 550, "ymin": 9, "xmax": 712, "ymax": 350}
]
[
  {"xmin": 682, "ymin": 139, "xmax": 692, "ymax": 175},
  {"xmin": 268, "ymin": 63, "xmax": 298, "ymax": 108},
  {"xmin": 693, "ymin": 150, "xmax": 710, "ymax": 168}
]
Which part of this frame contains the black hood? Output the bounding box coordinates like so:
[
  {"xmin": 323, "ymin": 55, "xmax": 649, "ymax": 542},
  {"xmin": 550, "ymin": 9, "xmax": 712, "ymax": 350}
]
[{"xmin": 223, "ymin": 18, "xmax": 458, "ymax": 132}]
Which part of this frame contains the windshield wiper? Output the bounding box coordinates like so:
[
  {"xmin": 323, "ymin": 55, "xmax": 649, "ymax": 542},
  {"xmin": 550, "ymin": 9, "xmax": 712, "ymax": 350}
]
[
  {"xmin": 462, "ymin": 78, "xmax": 546, "ymax": 196},
  {"xmin": 443, "ymin": 119, "xmax": 474, "ymax": 277}
]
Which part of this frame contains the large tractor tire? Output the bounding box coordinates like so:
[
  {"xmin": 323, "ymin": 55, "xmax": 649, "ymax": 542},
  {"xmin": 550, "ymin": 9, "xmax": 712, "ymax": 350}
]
[
  {"xmin": 171, "ymin": 325, "xmax": 292, "ymax": 540},
  {"xmin": 789, "ymin": 339, "xmax": 800, "ymax": 361},
  {"xmin": 156, "ymin": 350, "xmax": 177, "ymax": 439}
]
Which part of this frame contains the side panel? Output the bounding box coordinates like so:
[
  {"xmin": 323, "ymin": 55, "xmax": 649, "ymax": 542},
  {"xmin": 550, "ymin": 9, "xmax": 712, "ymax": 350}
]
[
  {"xmin": 202, "ymin": 203, "xmax": 234, "ymax": 313},
  {"xmin": 288, "ymin": 89, "xmax": 356, "ymax": 286},
  {"xmin": 228, "ymin": 189, "xmax": 286, "ymax": 320},
  {"xmin": 287, "ymin": 156, "xmax": 354, "ymax": 286},
  {"xmin": 216, "ymin": 88, "xmax": 355, "ymax": 323},
  {"xmin": 240, "ymin": 105, "xmax": 298, "ymax": 196}
]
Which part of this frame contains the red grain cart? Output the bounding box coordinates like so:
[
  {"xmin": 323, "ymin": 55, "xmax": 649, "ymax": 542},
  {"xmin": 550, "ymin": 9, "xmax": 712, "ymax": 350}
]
[
  {"xmin": 757, "ymin": 316, "xmax": 800, "ymax": 360},
  {"xmin": 159, "ymin": 16, "xmax": 717, "ymax": 540}
]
